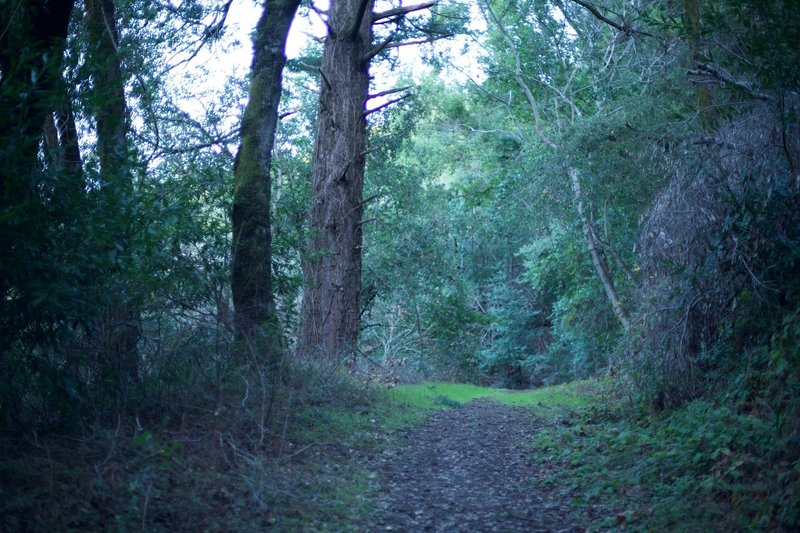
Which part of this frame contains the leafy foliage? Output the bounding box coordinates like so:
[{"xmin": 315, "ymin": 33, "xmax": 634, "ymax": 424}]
[{"xmin": 535, "ymin": 395, "xmax": 800, "ymax": 530}]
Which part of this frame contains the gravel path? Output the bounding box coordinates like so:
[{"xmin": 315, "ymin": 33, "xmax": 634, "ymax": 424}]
[{"xmin": 363, "ymin": 400, "xmax": 581, "ymax": 532}]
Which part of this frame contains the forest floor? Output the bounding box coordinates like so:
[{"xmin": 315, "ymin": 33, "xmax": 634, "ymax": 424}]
[
  {"xmin": 362, "ymin": 398, "xmax": 583, "ymax": 532},
  {"xmin": 5, "ymin": 378, "xmax": 781, "ymax": 531}
]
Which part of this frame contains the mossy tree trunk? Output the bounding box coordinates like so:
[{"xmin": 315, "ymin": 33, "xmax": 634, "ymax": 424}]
[{"xmin": 231, "ymin": 0, "xmax": 300, "ymax": 355}]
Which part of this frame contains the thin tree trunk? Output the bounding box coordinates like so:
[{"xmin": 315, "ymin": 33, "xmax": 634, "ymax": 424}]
[
  {"xmin": 86, "ymin": 0, "xmax": 140, "ymax": 398},
  {"xmin": 231, "ymin": 0, "xmax": 300, "ymax": 356},
  {"xmin": 684, "ymin": 0, "xmax": 715, "ymax": 131},
  {"xmin": 56, "ymin": 97, "xmax": 83, "ymax": 174},
  {"xmin": 570, "ymin": 168, "xmax": 630, "ymax": 329},
  {"xmin": 299, "ymin": 0, "xmax": 374, "ymax": 359},
  {"xmin": 43, "ymin": 94, "xmax": 83, "ymax": 177},
  {"xmin": 43, "ymin": 113, "xmax": 60, "ymax": 165}
]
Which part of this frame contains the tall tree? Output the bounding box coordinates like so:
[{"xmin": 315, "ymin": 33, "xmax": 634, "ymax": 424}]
[
  {"xmin": 298, "ymin": 0, "xmax": 375, "ymax": 359},
  {"xmin": 0, "ymin": 0, "xmax": 76, "ymax": 343},
  {"xmin": 570, "ymin": 168, "xmax": 630, "ymax": 329},
  {"xmin": 299, "ymin": 0, "xmax": 446, "ymax": 359},
  {"xmin": 231, "ymin": 0, "xmax": 301, "ymax": 354},
  {"xmin": 85, "ymin": 0, "xmax": 139, "ymax": 395}
]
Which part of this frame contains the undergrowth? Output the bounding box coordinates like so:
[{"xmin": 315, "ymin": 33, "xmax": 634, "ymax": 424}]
[
  {"xmin": 19, "ymin": 359, "xmax": 794, "ymax": 532},
  {"xmin": 0, "ymin": 355, "xmax": 380, "ymax": 532},
  {"xmin": 0, "ymin": 362, "xmax": 597, "ymax": 531},
  {"xmin": 533, "ymin": 387, "xmax": 800, "ymax": 531}
]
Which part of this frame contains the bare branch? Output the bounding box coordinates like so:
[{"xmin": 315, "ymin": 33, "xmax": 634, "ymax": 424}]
[
  {"xmin": 309, "ymin": 1, "xmax": 327, "ymax": 18},
  {"xmin": 319, "ymin": 68, "xmax": 333, "ymax": 91},
  {"xmin": 361, "ymin": 146, "xmax": 382, "ymax": 156},
  {"xmin": 571, "ymin": 168, "xmax": 630, "ymax": 328},
  {"xmin": 362, "ymin": 34, "xmax": 393, "ymax": 64},
  {"xmin": 383, "ymin": 34, "xmax": 453, "ymax": 50},
  {"xmin": 688, "ymin": 62, "xmax": 771, "ymax": 101},
  {"xmin": 299, "ymin": 30, "xmax": 324, "ymax": 43},
  {"xmin": 588, "ymin": 223, "xmax": 638, "ymax": 287},
  {"xmin": 372, "ymin": 1, "xmax": 437, "ymax": 23},
  {"xmin": 360, "ymin": 193, "xmax": 381, "ymax": 206},
  {"xmin": 363, "ymin": 93, "xmax": 412, "ymax": 117},
  {"xmin": 308, "ymin": 0, "xmax": 331, "ymax": 33},
  {"xmin": 569, "ymin": 0, "xmax": 654, "ymax": 38},
  {"xmin": 369, "ymin": 85, "xmax": 413, "ymax": 100}
]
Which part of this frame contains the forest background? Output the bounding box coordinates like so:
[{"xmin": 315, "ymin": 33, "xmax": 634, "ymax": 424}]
[{"xmin": 1, "ymin": 0, "xmax": 799, "ymax": 529}]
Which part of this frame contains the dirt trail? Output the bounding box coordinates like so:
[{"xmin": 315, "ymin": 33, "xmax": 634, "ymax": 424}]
[{"xmin": 364, "ymin": 400, "xmax": 581, "ymax": 532}]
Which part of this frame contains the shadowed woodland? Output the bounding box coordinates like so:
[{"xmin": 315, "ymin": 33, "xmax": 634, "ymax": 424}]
[{"xmin": 1, "ymin": 0, "xmax": 799, "ymax": 530}]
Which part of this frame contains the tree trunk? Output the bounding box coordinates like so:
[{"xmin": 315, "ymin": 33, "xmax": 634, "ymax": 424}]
[
  {"xmin": 43, "ymin": 95, "xmax": 83, "ymax": 176},
  {"xmin": 299, "ymin": 0, "xmax": 374, "ymax": 359},
  {"xmin": 0, "ymin": 0, "xmax": 75, "ymax": 204},
  {"xmin": 570, "ymin": 168, "xmax": 630, "ymax": 329},
  {"xmin": 231, "ymin": 0, "xmax": 300, "ymax": 355},
  {"xmin": 684, "ymin": 0, "xmax": 715, "ymax": 131},
  {"xmin": 86, "ymin": 0, "xmax": 127, "ymax": 179},
  {"xmin": 56, "ymin": 96, "xmax": 83, "ymax": 174},
  {"xmin": 86, "ymin": 0, "xmax": 140, "ymax": 397}
]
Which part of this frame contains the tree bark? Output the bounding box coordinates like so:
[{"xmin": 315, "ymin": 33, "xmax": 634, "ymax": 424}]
[
  {"xmin": 299, "ymin": 0, "xmax": 374, "ymax": 359},
  {"xmin": 570, "ymin": 168, "xmax": 630, "ymax": 329},
  {"xmin": 86, "ymin": 0, "xmax": 127, "ymax": 180},
  {"xmin": 56, "ymin": 98, "xmax": 83, "ymax": 174},
  {"xmin": 231, "ymin": 0, "xmax": 300, "ymax": 353}
]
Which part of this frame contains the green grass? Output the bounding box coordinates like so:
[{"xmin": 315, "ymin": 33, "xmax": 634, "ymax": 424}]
[
  {"xmin": 282, "ymin": 379, "xmax": 600, "ymax": 530},
  {"xmin": 387, "ymin": 380, "xmax": 595, "ymax": 411},
  {"xmin": 266, "ymin": 377, "xmax": 800, "ymax": 532},
  {"xmin": 293, "ymin": 380, "xmax": 596, "ymax": 450}
]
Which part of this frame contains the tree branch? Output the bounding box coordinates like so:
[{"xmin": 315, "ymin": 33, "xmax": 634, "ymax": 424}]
[
  {"xmin": 569, "ymin": 0, "xmax": 654, "ymax": 38},
  {"xmin": 372, "ymin": 1, "xmax": 437, "ymax": 23},
  {"xmin": 383, "ymin": 34, "xmax": 453, "ymax": 50},
  {"xmin": 687, "ymin": 62, "xmax": 771, "ymax": 101},
  {"xmin": 570, "ymin": 168, "xmax": 630, "ymax": 329},
  {"xmin": 349, "ymin": 0, "xmax": 372, "ymax": 40},
  {"xmin": 368, "ymin": 85, "xmax": 412, "ymax": 99},
  {"xmin": 482, "ymin": 0, "xmax": 557, "ymax": 149},
  {"xmin": 362, "ymin": 34, "xmax": 393, "ymax": 64},
  {"xmin": 319, "ymin": 68, "xmax": 333, "ymax": 91},
  {"xmin": 588, "ymin": 223, "xmax": 638, "ymax": 288},
  {"xmin": 363, "ymin": 93, "xmax": 412, "ymax": 117}
]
